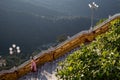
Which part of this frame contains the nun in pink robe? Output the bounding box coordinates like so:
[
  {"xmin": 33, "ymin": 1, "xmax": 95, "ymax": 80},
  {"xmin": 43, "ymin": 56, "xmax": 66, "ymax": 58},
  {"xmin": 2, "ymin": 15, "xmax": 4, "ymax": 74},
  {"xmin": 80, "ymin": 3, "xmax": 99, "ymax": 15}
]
[{"xmin": 31, "ymin": 58, "xmax": 37, "ymax": 72}]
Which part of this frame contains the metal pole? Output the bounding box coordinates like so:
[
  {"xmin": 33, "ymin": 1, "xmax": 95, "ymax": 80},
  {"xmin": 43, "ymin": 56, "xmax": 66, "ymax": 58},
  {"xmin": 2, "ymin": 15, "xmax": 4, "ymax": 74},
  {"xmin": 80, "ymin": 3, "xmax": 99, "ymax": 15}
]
[
  {"xmin": 91, "ymin": 8, "xmax": 94, "ymax": 29},
  {"xmin": 88, "ymin": 2, "xmax": 99, "ymax": 30}
]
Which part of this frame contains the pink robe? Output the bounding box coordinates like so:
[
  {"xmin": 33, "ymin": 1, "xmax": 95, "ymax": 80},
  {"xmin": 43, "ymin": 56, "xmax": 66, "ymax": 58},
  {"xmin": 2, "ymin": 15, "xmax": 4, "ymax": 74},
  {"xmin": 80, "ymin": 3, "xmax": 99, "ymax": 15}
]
[{"xmin": 31, "ymin": 61, "xmax": 37, "ymax": 72}]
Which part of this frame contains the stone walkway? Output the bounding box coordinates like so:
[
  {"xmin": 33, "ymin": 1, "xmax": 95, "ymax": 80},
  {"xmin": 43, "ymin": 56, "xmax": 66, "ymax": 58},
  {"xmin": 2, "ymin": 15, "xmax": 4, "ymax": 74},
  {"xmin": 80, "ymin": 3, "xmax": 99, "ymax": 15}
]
[{"xmin": 19, "ymin": 48, "xmax": 80, "ymax": 80}]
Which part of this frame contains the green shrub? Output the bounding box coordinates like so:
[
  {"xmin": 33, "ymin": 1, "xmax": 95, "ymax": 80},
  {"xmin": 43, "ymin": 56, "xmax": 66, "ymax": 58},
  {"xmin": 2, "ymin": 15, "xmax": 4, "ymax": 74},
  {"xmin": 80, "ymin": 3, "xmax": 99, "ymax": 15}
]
[{"xmin": 56, "ymin": 19, "xmax": 120, "ymax": 80}]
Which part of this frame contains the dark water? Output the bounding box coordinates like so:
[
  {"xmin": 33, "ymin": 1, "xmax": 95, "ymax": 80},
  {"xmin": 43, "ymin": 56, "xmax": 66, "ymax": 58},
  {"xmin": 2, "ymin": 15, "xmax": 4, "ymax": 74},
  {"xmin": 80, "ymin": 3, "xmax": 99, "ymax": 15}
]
[{"xmin": 0, "ymin": 14, "xmax": 91, "ymax": 55}]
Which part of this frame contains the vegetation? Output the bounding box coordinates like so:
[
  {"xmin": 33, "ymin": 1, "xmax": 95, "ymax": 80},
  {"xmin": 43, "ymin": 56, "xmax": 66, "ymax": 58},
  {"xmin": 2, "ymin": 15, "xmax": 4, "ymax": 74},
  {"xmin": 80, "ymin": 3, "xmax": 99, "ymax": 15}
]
[
  {"xmin": 56, "ymin": 34, "xmax": 68, "ymax": 43},
  {"xmin": 95, "ymin": 18, "xmax": 107, "ymax": 26},
  {"xmin": 0, "ymin": 53, "xmax": 31, "ymax": 71},
  {"xmin": 56, "ymin": 19, "xmax": 120, "ymax": 80}
]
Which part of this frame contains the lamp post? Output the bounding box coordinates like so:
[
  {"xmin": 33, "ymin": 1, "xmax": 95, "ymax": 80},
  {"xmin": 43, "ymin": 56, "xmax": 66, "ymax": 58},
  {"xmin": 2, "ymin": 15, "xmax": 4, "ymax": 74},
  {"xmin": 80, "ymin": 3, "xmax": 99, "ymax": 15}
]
[
  {"xmin": 9, "ymin": 44, "xmax": 21, "ymax": 70},
  {"xmin": 9, "ymin": 44, "xmax": 21, "ymax": 55},
  {"xmin": 88, "ymin": 2, "xmax": 99, "ymax": 30}
]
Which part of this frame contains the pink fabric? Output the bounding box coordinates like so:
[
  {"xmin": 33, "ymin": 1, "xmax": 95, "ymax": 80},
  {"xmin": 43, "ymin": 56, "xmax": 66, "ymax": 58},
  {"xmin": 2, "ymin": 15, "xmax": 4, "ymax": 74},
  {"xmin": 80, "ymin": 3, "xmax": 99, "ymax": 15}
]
[{"xmin": 31, "ymin": 61, "xmax": 37, "ymax": 72}]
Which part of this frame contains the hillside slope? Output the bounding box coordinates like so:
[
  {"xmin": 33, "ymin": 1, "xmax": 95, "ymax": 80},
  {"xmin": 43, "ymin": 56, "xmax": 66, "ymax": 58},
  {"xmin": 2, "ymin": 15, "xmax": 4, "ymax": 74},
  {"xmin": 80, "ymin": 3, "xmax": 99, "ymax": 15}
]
[{"xmin": 57, "ymin": 19, "xmax": 120, "ymax": 80}]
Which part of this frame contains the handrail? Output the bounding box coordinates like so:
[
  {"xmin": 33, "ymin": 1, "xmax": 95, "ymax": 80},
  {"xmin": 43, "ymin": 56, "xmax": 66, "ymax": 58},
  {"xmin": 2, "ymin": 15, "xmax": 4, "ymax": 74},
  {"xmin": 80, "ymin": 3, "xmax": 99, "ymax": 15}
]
[{"xmin": 93, "ymin": 13, "xmax": 120, "ymax": 30}]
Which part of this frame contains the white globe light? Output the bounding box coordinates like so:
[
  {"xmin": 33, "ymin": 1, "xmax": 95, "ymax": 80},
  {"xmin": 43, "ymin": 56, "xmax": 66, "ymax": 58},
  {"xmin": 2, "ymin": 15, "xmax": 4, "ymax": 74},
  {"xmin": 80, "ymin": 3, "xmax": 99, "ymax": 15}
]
[
  {"xmin": 9, "ymin": 47, "xmax": 13, "ymax": 51},
  {"xmin": 16, "ymin": 46, "xmax": 20, "ymax": 50},
  {"xmin": 17, "ymin": 50, "xmax": 21, "ymax": 53},
  {"xmin": 93, "ymin": 2, "xmax": 95, "ymax": 5},
  {"xmin": 12, "ymin": 44, "xmax": 16, "ymax": 48},
  {"xmin": 96, "ymin": 5, "xmax": 99, "ymax": 8},
  {"xmin": 88, "ymin": 4, "xmax": 92, "ymax": 8},
  {"xmin": 10, "ymin": 51, "xmax": 13, "ymax": 55}
]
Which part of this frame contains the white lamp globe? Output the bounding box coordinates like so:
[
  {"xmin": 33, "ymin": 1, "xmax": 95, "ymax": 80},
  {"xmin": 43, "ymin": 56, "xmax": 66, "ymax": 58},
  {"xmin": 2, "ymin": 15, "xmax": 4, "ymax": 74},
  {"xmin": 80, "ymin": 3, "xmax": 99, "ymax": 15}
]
[
  {"xmin": 17, "ymin": 50, "xmax": 21, "ymax": 53},
  {"xmin": 12, "ymin": 44, "xmax": 16, "ymax": 48},
  {"xmin": 10, "ymin": 51, "xmax": 13, "ymax": 55},
  {"xmin": 16, "ymin": 46, "xmax": 20, "ymax": 50},
  {"xmin": 9, "ymin": 47, "xmax": 13, "ymax": 51}
]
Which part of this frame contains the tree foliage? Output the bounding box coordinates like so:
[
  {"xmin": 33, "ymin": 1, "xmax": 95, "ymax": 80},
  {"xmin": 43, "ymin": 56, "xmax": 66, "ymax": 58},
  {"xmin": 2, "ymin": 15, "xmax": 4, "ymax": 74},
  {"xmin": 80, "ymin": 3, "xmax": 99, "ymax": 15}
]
[
  {"xmin": 56, "ymin": 34, "xmax": 68, "ymax": 43},
  {"xmin": 56, "ymin": 19, "xmax": 120, "ymax": 80},
  {"xmin": 95, "ymin": 18, "xmax": 107, "ymax": 26}
]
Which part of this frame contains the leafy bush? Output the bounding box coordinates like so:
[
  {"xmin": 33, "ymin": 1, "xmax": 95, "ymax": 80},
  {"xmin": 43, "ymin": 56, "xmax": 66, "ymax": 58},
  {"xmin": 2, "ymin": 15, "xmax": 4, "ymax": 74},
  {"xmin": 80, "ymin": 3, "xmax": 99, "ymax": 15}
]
[{"xmin": 56, "ymin": 19, "xmax": 120, "ymax": 80}]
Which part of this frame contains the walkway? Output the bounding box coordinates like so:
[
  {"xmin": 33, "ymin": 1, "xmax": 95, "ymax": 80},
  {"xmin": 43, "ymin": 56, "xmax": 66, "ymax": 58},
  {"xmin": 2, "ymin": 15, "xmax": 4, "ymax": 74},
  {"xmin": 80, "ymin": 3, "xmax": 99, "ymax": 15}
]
[{"xmin": 19, "ymin": 48, "xmax": 80, "ymax": 80}]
